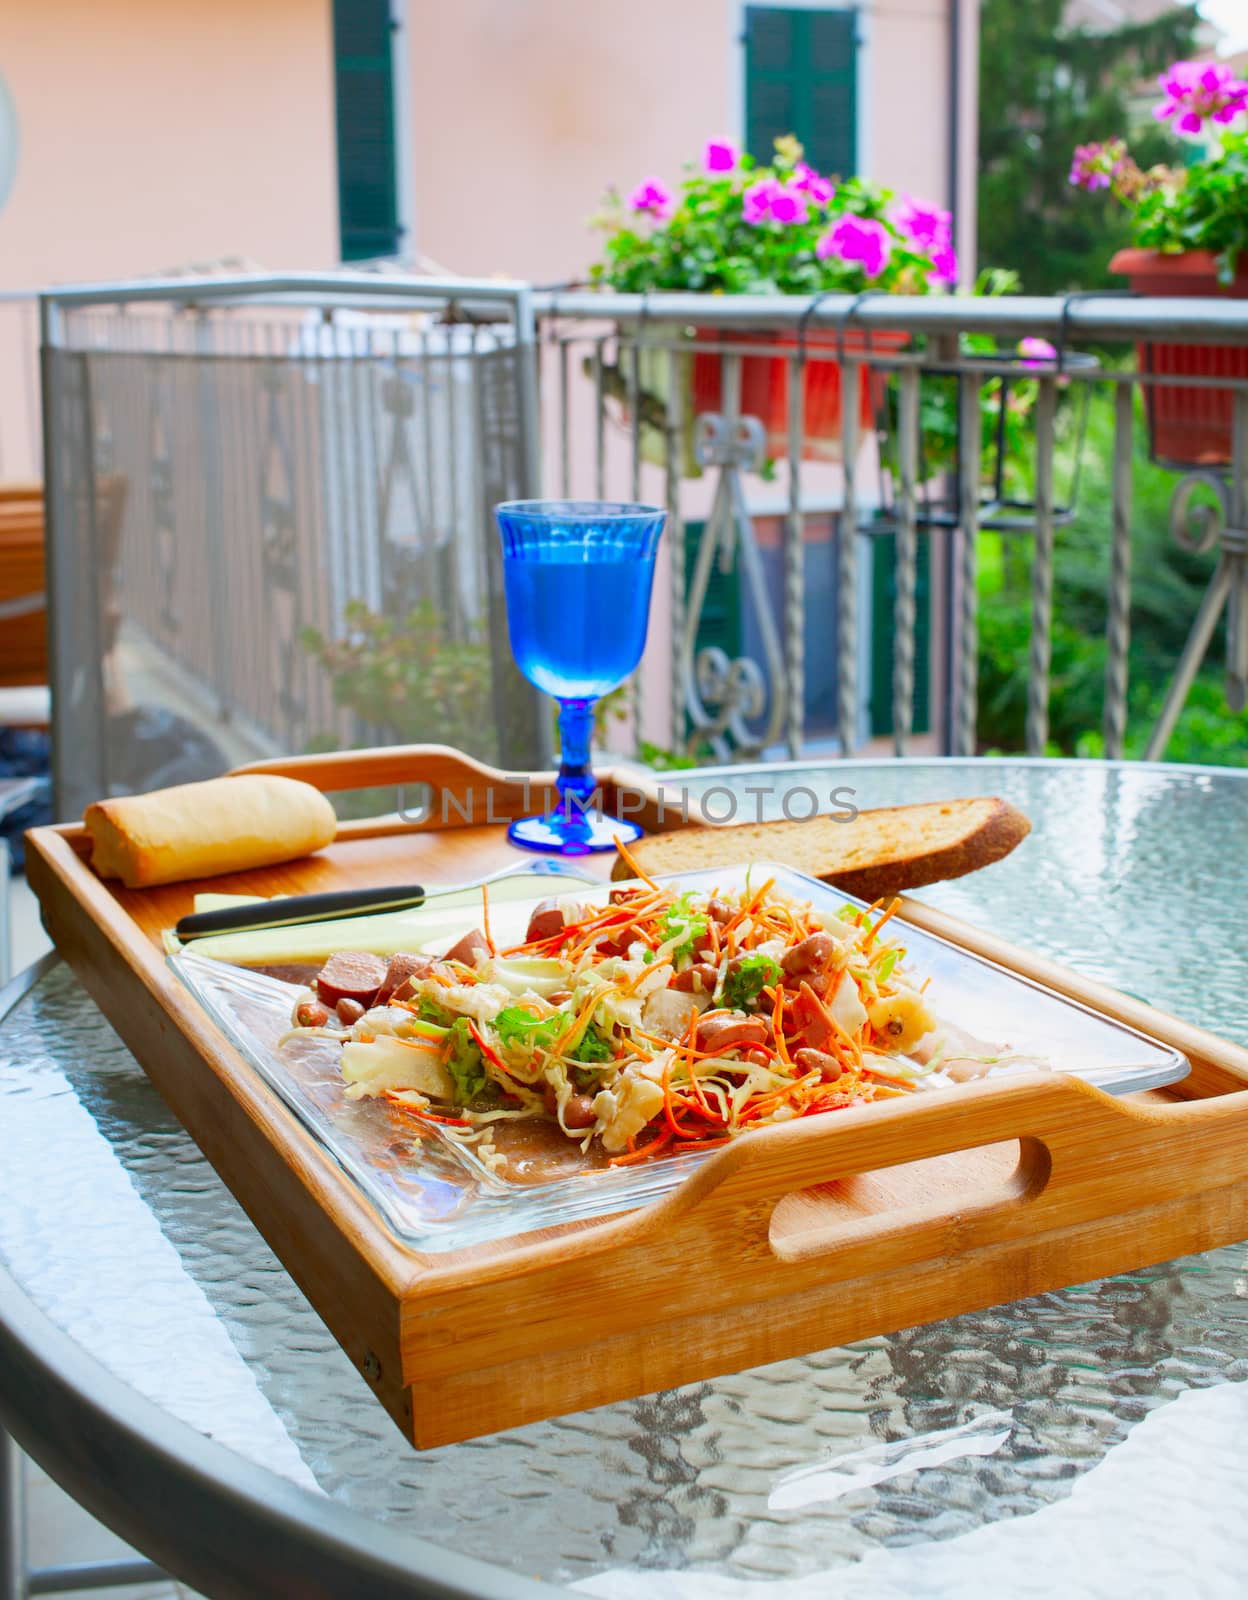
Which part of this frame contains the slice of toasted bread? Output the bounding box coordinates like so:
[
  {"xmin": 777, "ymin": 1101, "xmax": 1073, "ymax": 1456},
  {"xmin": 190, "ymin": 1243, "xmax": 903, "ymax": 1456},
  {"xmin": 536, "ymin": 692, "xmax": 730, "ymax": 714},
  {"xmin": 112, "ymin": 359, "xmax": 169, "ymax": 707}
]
[{"xmin": 612, "ymin": 796, "xmax": 1031, "ymax": 901}]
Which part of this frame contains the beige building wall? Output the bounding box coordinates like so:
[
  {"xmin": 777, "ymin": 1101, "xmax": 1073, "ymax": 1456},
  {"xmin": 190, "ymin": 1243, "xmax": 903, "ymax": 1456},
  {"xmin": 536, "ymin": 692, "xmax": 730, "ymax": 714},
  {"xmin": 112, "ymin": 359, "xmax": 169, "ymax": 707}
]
[
  {"xmin": 0, "ymin": 0, "xmax": 339, "ymax": 480},
  {"xmin": 407, "ymin": 0, "xmax": 976, "ymax": 287}
]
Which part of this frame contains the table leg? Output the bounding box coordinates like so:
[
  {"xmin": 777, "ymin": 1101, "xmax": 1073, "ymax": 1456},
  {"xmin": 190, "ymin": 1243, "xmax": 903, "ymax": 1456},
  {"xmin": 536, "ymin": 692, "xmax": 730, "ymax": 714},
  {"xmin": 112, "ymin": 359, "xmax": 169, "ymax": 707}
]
[{"xmin": 0, "ymin": 1420, "xmax": 26, "ymax": 1600}]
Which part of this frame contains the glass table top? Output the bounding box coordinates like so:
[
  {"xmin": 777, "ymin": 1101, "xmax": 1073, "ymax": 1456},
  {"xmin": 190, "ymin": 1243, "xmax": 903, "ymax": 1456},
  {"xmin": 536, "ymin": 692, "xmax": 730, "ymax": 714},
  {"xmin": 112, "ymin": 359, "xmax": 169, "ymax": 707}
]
[{"xmin": 3, "ymin": 758, "xmax": 1247, "ymax": 1597}]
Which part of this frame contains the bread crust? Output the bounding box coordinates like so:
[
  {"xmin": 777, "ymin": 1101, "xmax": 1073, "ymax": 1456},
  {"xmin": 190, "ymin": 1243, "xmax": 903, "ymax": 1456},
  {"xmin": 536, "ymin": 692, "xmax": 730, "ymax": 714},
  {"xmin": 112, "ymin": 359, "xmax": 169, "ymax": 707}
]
[
  {"xmin": 84, "ymin": 774, "xmax": 338, "ymax": 888},
  {"xmin": 612, "ymin": 797, "xmax": 1031, "ymax": 898}
]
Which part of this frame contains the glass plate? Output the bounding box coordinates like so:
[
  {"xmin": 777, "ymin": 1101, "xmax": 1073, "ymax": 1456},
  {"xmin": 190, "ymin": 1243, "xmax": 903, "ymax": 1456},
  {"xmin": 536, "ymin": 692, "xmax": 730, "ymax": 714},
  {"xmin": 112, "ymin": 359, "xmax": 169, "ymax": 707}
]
[{"xmin": 169, "ymin": 863, "xmax": 1189, "ymax": 1253}]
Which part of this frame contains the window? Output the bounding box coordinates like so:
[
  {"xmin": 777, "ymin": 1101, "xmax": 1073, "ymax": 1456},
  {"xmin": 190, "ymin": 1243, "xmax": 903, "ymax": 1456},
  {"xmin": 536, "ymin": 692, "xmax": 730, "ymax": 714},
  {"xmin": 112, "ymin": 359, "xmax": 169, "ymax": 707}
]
[
  {"xmin": 333, "ymin": 0, "xmax": 402, "ymax": 261},
  {"xmin": 743, "ymin": 6, "xmax": 858, "ymax": 179}
]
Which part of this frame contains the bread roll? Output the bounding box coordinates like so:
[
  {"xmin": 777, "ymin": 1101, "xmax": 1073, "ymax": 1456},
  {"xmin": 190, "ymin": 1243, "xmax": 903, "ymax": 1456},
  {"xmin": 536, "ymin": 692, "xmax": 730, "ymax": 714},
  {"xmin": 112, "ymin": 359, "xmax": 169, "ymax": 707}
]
[
  {"xmin": 612, "ymin": 797, "xmax": 1031, "ymax": 902},
  {"xmin": 84, "ymin": 775, "xmax": 337, "ymax": 888}
]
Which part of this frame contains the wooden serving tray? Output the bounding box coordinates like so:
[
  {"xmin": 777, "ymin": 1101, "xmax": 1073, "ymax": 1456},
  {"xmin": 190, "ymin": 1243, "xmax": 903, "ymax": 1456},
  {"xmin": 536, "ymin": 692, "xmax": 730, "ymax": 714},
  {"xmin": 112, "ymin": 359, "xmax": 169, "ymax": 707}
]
[{"xmin": 25, "ymin": 745, "xmax": 1248, "ymax": 1449}]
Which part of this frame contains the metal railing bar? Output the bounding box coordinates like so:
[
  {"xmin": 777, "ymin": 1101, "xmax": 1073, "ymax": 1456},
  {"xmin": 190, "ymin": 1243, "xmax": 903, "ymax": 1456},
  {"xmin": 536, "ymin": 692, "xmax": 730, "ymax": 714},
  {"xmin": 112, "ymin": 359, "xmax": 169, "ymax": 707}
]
[
  {"xmin": 892, "ymin": 365, "xmax": 920, "ymax": 756},
  {"xmin": 837, "ymin": 358, "xmax": 860, "ymax": 757},
  {"xmin": 665, "ymin": 345, "xmax": 685, "ymax": 754},
  {"xmin": 784, "ymin": 354, "xmax": 805, "ymax": 761},
  {"xmin": 1104, "ymin": 384, "xmax": 1134, "ymax": 759},
  {"xmin": 1027, "ymin": 377, "xmax": 1058, "ymax": 756},
  {"xmin": 955, "ymin": 370, "xmax": 980, "ymax": 758}
]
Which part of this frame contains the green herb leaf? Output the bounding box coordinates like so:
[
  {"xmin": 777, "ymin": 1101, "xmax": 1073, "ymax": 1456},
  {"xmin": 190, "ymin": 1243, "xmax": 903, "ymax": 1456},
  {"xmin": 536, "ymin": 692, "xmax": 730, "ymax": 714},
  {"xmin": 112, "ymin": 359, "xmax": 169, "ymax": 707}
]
[
  {"xmin": 493, "ymin": 1005, "xmax": 569, "ymax": 1053},
  {"xmin": 445, "ymin": 1017, "xmax": 488, "ymax": 1103},
  {"xmin": 720, "ymin": 954, "xmax": 782, "ymax": 1012},
  {"xmin": 569, "ymin": 1022, "xmax": 613, "ymax": 1064},
  {"xmin": 659, "ymin": 891, "xmax": 709, "ymax": 961},
  {"xmin": 417, "ymin": 996, "xmax": 454, "ymax": 1027}
]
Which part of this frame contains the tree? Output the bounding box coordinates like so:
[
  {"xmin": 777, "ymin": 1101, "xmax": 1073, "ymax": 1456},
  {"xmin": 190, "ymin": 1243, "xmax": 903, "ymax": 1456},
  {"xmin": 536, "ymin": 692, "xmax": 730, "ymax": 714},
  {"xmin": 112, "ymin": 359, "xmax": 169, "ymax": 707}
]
[{"xmin": 978, "ymin": 0, "xmax": 1198, "ymax": 293}]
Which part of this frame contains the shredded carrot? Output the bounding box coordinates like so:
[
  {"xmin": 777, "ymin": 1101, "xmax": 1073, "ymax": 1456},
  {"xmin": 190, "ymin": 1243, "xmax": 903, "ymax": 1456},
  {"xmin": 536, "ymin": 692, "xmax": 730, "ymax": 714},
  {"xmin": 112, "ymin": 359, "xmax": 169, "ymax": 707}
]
[
  {"xmin": 613, "ymin": 833, "xmax": 661, "ymax": 890},
  {"xmin": 481, "ymin": 883, "xmax": 496, "ymax": 956},
  {"xmin": 863, "ymin": 897, "xmax": 900, "ymax": 953},
  {"xmin": 608, "ymin": 1129, "xmax": 673, "ymax": 1165}
]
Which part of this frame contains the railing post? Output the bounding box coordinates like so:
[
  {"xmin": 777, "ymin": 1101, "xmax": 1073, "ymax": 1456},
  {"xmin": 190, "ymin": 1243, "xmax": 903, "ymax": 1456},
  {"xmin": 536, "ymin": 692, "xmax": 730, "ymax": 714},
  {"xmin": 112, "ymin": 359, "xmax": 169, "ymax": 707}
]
[
  {"xmin": 954, "ymin": 369, "xmax": 980, "ymax": 757},
  {"xmin": 665, "ymin": 345, "xmax": 686, "ymax": 756},
  {"xmin": 1104, "ymin": 381, "xmax": 1134, "ymax": 759},
  {"xmin": 784, "ymin": 351, "xmax": 805, "ymax": 760},
  {"xmin": 837, "ymin": 356, "xmax": 860, "ymax": 756},
  {"xmin": 892, "ymin": 364, "xmax": 920, "ymax": 756},
  {"xmin": 1027, "ymin": 376, "xmax": 1057, "ymax": 757}
]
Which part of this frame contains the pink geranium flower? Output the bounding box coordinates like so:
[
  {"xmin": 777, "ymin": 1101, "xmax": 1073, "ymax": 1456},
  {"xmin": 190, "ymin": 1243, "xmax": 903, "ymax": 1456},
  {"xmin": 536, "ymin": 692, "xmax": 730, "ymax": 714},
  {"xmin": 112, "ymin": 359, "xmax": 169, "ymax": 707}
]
[
  {"xmin": 768, "ymin": 182, "xmax": 810, "ymax": 224},
  {"xmin": 704, "ymin": 139, "xmax": 739, "ymax": 174},
  {"xmin": 894, "ymin": 195, "xmax": 952, "ymax": 250},
  {"xmin": 793, "ymin": 162, "xmax": 835, "ymax": 206},
  {"xmin": 927, "ymin": 239, "xmax": 959, "ymax": 287},
  {"xmin": 1068, "ymin": 139, "xmax": 1127, "ymax": 190},
  {"xmin": 743, "ymin": 177, "xmax": 780, "ymax": 225},
  {"xmin": 1154, "ymin": 59, "xmax": 1248, "ymax": 135},
  {"xmin": 817, "ymin": 216, "xmax": 892, "ymax": 278},
  {"xmin": 628, "ymin": 176, "xmax": 674, "ymax": 219},
  {"xmin": 1019, "ymin": 337, "xmax": 1057, "ymax": 366}
]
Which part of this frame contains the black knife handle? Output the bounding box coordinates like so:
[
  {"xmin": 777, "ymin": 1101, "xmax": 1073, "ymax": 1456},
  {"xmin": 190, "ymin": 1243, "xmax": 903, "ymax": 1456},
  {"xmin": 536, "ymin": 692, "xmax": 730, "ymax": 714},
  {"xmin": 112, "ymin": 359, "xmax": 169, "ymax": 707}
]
[{"xmin": 175, "ymin": 884, "xmax": 428, "ymax": 943}]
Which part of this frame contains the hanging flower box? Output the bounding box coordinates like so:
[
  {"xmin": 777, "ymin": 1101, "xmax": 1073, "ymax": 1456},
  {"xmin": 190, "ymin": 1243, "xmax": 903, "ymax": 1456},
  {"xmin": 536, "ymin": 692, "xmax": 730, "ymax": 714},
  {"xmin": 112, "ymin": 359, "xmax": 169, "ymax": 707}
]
[
  {"xmin": 591, "ymin": 135, "xmax": 957, "ymax": 471},
  {"xmin": 1109, "ymin": 248, "xmax": 1248, "ymax": 467}
]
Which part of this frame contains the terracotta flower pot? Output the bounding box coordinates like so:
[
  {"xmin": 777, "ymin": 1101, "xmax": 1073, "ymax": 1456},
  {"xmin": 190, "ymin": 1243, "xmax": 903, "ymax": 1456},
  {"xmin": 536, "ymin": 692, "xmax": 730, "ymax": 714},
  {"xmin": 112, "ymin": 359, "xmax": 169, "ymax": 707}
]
[
  {"xmin": 1110, "ymin": 247, "xmax": 1248, "ymax": 468},
  {"xmin": 690, "ymin": 327, "xmax": 910, "ymax": 463}
]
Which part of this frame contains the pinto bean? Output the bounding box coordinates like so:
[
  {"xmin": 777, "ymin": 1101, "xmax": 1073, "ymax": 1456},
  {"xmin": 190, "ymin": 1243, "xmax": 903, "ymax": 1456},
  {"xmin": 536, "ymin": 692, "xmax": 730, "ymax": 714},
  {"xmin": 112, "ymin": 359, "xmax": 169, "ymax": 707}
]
[
  {"xmin": 315, "ymin": 951, "xmax": 388, "ymax": 1010},
  {"xmin": 525, "ymin": 899, "xmax": 566, "ymax": 943},
  {"xmin": 795, "ymin": 1046, "xmax": 843, "ymax": 1082},
  {"xmin": 294, "ymin": 998, "xmax": 330, "ymax": 1029},
  {"xmin": 695, "ymin": 1014, "xmax": 770, "ymax": 1054},
  {"xmin": 444, "ymin": 927, "xmax": 490, "ymax": 967},
  {"xmin": 376, "ymin": 952, "xmax": 436, "ymax": 1004},
  {"xmin": 336, "ymin": 997, "xmax": 366, "ymax": 1026},
  {"xmin": 562, "ymin": 1093, "xmax": 597, "ymax": 1130},
  {"xmin": 671, "ymin": 963, "xmax": 719, "ymax": 995},
  {"xmin": 706, "ymin": 897, "xmax": 733, "ymax": 925},
  {"xmin": 781, "ymin": 933, "xmax": 836, "ymax": 976}
]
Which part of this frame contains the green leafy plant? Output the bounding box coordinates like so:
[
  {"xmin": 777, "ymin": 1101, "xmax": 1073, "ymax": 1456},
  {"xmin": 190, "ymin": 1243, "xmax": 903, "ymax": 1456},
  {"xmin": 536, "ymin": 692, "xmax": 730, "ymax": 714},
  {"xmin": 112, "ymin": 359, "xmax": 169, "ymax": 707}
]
[
  {"xmin": 301, "ymin": 599, "xmax": 497, "ymax": 761},
  {"xmin": 591, "ymin": 136, "xmax": 958, "ymax": 295},
  {"xmin": 1070, "ymin": 62, "xmax": 1248, "ymax": 282}
]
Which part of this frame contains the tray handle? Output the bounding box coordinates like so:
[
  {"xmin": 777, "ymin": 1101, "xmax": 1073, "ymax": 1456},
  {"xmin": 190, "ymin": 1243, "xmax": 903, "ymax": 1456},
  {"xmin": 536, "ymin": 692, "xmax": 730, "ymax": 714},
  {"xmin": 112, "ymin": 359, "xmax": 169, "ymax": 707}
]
[
  {"xmin": 230, "ymin": 744, "xmax": 676, "ymax": 836},
  {"xmin": 589, "ymin": 1070, "xmax": 1167, "ymax": 1273}
]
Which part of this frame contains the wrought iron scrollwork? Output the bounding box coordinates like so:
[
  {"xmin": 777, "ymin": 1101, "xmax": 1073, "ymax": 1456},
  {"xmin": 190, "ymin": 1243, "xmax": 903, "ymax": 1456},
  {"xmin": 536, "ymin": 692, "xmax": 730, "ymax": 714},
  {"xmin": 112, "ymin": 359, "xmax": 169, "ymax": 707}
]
[{"xmin": 679, "ymin": 412, "xmax": 787, "ymax": 760}]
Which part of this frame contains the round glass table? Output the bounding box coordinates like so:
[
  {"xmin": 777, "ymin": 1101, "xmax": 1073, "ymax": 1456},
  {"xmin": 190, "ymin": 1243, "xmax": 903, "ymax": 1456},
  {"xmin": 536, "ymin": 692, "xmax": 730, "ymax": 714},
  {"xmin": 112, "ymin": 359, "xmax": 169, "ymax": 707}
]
[{"xmin": 3, "ymin": 759, "xmax": 1247, "ymax": 1599}]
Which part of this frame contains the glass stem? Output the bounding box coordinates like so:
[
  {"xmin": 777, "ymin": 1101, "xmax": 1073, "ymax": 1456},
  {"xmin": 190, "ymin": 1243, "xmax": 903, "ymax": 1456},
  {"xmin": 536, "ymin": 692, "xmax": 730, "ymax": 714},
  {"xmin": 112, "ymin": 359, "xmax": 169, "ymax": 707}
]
[{"xmin": 555, "ymin": 697, "xmax": 598, "ymax": 821}]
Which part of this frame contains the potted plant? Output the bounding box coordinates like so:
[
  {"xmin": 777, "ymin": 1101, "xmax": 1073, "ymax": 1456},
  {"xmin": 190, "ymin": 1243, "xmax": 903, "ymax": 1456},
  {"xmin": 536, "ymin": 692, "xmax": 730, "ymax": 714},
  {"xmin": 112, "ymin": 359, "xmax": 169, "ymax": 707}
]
[
  {"xmin": 1070, "ymin": 59, "xmax": 1248, "ymax": 466},
  {"xmin": 590, "ymin": 136, "xmax": 959, "ymax": 466}
]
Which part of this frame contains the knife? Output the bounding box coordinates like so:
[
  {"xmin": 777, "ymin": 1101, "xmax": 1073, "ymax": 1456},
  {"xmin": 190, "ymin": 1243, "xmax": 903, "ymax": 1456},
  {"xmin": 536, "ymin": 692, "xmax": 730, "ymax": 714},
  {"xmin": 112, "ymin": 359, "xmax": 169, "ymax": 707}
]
[{"xmin": 173, "ymin": 858, "xmax": 604, "ymax": 944}]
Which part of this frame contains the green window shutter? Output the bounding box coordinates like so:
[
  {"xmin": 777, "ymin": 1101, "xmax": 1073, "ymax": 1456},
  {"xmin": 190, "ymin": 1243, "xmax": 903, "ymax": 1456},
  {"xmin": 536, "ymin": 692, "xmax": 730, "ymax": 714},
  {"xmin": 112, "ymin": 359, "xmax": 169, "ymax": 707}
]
[
  {"xmin": 869, "ymin": 531, "xmax": 931, "ymax": 736},
  {"xmin": 333, "ymin": 0, "xmax": 401, "ymax": 261},
  {"xmin": 684, "ymin": 522, "xmax": 743, "ymax": 661},
  {"xmin": 744, "ymin": 7, "xmax": 858, "ymax": 180}
]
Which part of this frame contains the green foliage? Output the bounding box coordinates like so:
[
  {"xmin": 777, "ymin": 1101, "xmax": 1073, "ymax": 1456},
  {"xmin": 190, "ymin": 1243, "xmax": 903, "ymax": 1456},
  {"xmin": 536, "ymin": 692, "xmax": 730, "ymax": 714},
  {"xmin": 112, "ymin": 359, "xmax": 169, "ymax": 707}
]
[
  {"xmin": 1132, "ymin": 130, "xmax": 1248, "ymax": 280},
  {"xmin": 720, "ymin": 953, "xmax": 782, "ymax": 1012},
  {"xmin": 977, "ymin": 0, "xmax": 1196, "ymax": 292},
  {"xmin": 444, "ymin": 1018, "xmax": 487, "ymax": 1104},
  {"xmin": 592, "ymin": 137, "xmax": 949, "ymax": 295},
  {"xmin": 301, "ymin": 599, "xmax": 497, "ymax": 761},
  {"xmin": 976, "ymin": 382, "xmax": 1248, "ymax": 765}
]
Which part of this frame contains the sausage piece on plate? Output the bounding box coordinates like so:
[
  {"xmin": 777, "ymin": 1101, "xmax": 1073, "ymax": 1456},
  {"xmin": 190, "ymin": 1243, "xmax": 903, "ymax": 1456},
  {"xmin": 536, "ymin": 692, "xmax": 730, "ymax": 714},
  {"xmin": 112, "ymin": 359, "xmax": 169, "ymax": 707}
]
[
  {"xmin": 376, "ymin": 953, "xmax": 437, "ymax": 1004},
  {"xmin": 444, "ymin": 927, "xmax": 490, "ymax": 967},
  {"xmin": 315, "ymin": 951, "xmax": 389, "ymax": 1010},
  {"xmin": 525, "ymin": 899, "xmax": 567, "ymax": 942}
]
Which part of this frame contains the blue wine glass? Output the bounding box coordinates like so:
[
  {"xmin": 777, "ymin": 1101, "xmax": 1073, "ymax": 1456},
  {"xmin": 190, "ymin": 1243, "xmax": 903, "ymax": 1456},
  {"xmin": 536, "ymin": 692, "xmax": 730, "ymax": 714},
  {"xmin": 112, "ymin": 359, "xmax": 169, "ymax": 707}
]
[{"xmin": 495, "ymin": 499, "xmax": 666, "ymax": 854}]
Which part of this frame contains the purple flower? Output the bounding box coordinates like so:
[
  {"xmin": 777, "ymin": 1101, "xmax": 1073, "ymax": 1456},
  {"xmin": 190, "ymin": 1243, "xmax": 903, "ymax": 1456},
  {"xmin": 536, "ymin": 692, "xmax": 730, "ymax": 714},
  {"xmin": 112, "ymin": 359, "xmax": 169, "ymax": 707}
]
[
  {"xmin": 1019, "ymin": 337, "xmax": 1057, "ymax": 366},
  {"xmin": 743, "ymin": 177, "xmax": 779, "ymax": 225},
  {"xmin": 1154, "ymin": 59, "xmax": 1248, "ymax": 135},
  {"xmin": 895, "ymin": 195, "xmax": 952, "ymax": 250},
  {"xmin": 628, "ymin": 176, "xmax": 674, "ymax": 220},
  {"xmin": 1068, "ymin": 140, "xmax": 1127, "ymax": 191},
  {"xmin": 927, "ymin": 239, "xmax": 959, "ymax": 287},
  {"xmin": 768, "ymin": 182, "xmax": 810, "ymax": 224},
  {"xmin": 704, "ymin": 139, "xmax": 739, "ymax": 174},
  {"xmin": 793, "ymin": 162, "xmax": 835, "ymax": 206},
  {"xmin": 817, "ymin": 216, "xmax": 893, "ymax": 279}
]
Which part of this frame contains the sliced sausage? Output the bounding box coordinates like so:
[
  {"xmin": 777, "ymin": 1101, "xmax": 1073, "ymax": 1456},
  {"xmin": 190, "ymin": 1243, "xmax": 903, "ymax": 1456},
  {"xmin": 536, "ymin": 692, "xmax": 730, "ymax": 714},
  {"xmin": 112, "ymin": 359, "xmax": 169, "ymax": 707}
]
[
  {"xmin": 336, "ymin": 997, "xmax": 366, "ymax": 1026},
  {"xmin": 795, "ymin": 1046, "xmax": 843, "ymax": 1081},
  {"xmin": 315, "ymin": 951, "xmax": 388, "ymax": 1010},
  {"xmin": 781, "ymin": 933, "xmax": 836, "ymax": 977},
  {"xmin": 444, "ymin": 927, "xmax": 490, "ymax": 967},
  {"xmin": 695, "ymin": 1014, "xmax": 770, "ymax": 1055},
  {"xmin": 376, "ymin": 952, "xmax": 437, "ymax": 1004},
  {"xmin": 671, "ymin": 963, "xmax": 719, "ymax": 995},
  {"xmin": 609, "ymin": 886, "xmax": 645, "ymax": 905},
  {"xmin": 525, "ymin": 899, "xmax": 567, "ymax": 943}
]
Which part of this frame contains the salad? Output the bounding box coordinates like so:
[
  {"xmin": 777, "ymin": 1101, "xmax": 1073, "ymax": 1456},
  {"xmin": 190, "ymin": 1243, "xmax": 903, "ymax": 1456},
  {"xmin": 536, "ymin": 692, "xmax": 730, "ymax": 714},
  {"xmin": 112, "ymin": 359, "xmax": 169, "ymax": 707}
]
[{"xmin": 279, "ymin": 860, "xmax": 940, "ymax": 1171}]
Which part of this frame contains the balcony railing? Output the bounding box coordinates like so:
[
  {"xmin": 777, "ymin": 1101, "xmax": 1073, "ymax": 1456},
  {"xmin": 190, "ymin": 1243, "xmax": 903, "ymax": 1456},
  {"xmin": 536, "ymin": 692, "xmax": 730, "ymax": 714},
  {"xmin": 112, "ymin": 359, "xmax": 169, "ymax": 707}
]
[{"xmin": 32, "ymin": 274, "xmax": 1248, "ymax": 815}]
